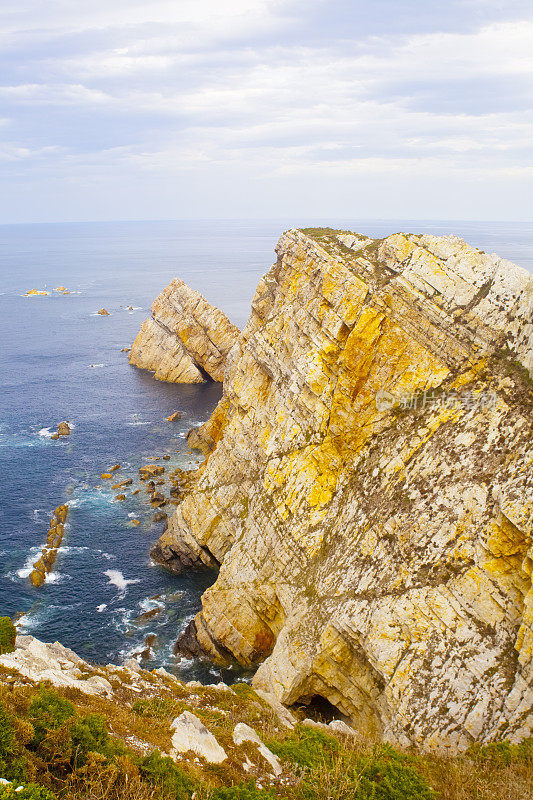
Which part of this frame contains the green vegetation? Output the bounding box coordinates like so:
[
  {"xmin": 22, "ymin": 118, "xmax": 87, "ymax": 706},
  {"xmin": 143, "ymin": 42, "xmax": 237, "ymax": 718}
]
[
  {"xmin": 0, "ymin": 619, "xmax": 16, "ymax": 656},
  {"xmin": 29, "ymin": 689, "xmax": 74, "ymax": 748},
  {"xmin": 211, "ymin": 782, "xmax": 276, "ymax": 799},
  {"xmin": 270, "ymin": 729, "xmax": 435, "ymax": 800},
  {"xmin": 139, "ymin": 751, "xmax": 196, "ymax": 799},
  {"xmin": 0, "ymin": 678, "xmax": 530, "ymax": 800},
  {"xmin": 0, "ymin": 785, "xmax": 57, "ymax": 799}
]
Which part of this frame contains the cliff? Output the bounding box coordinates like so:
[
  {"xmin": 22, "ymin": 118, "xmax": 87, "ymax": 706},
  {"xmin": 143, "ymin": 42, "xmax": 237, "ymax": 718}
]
[
  {"xmin": 153, "ymin": 229, "xmax": 533, "ymax": 754},
  {"xmin": 130, "ymin": 278, "xmax": 239, "ymax": 382}
]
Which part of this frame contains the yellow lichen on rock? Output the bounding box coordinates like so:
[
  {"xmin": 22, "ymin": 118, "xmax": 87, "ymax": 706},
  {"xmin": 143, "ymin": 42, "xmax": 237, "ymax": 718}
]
[
  {"xmin": 129, "ymin": 279, "xmax": 239, "ymax": 383},
  {"xmin": 152, "ymin": 228, "xmax": 533, "ymax": 753}
]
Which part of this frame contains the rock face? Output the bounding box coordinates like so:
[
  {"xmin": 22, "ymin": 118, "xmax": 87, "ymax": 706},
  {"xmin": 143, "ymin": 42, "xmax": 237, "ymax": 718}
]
[
  {"xmin": 153, "ymin": 228, "xmax": 533, "ymax": 753},
  {"xmin": 129, "ymin": 278, "xmax": 239, "ymax": 383},
  {"xmin": 0, "ymin": 635, "xmax": 113, "ymax": 697}
]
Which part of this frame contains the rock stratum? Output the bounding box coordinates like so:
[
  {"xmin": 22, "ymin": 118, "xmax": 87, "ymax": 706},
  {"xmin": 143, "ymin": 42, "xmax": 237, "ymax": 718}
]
[
  {"xmin": 153, "ymin": 228, "xmax": 533, "ymax": 754},
  {"xmin": 129, "ymin": 278, "xmax": 239, "ymax": 382}
]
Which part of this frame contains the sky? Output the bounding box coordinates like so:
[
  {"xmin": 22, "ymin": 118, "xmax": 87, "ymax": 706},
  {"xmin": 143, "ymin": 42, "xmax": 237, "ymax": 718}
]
[{"xmin": 0, "ymin": 0, "xmax": 532, "ymax": 223}]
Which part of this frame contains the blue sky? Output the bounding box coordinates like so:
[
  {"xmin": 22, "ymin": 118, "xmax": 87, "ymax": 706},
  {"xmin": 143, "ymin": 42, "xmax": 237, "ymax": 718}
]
[{"xmin": 0, "ymin": 0, "xmax": 532, "ymax": 222}]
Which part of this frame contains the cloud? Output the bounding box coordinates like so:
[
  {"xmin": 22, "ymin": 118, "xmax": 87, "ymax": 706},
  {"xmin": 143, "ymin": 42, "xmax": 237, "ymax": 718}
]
[{"xmin": 0, "ymin": 1, "xmax": 531, "ymax": 220}]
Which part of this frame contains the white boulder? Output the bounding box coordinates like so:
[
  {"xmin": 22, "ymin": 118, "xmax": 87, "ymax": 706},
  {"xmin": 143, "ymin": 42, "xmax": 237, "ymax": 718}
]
[{"xmin": 171, "ymin": 711, "xmax": 227, "ymax": 764}]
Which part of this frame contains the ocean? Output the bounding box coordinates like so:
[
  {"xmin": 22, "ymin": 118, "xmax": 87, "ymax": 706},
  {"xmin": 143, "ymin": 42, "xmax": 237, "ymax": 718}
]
[{"xmin": 1, "ymin": 218, "xmax": 532, "ymax": 681}]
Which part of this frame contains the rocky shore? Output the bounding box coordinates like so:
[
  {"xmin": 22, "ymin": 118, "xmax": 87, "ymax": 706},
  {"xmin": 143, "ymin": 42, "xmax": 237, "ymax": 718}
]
[{"xmin": 145, "ymin": 228, "xmax": 532, "ymax": 753}]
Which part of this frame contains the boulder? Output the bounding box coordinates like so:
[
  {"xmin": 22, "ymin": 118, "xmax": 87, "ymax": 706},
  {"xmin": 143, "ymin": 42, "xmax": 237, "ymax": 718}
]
[
  {"xmin": 112, "ymin": 478, "xmax": 133, "ymax": 488},
  {"xmin": 54, "ymin": 505, "xmax": 68, "ymax": 523},
  {"xmin": 97, "ymin": 308, "xmax": 110, "ymax": 315},
  {"xmin": 165, "ymin": 411, "xmax": 182, "ymax": 422},
  {"xmin": 170, "ymin": 712, "xmax": 227, "ymax": 763},
  {"xmin": 139, "ymin": 465, "xmax": 165, "ymax": 479},
  {"xmin": 233, "ymin": 723, "xmax": 282, "ymax": 775},
  {"xmin": 29, "ymin": 570, "xmax": 45, "ymax": 588},
  {"xmin": 57, "ymin": 422, "xmax": 70, "ymax": 436}
]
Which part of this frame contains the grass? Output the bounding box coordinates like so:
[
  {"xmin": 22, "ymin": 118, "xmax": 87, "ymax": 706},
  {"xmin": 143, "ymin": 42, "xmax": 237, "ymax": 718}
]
[{"xmin": 0, "ymin": 671, "xmax": 531, "ymax": 800}]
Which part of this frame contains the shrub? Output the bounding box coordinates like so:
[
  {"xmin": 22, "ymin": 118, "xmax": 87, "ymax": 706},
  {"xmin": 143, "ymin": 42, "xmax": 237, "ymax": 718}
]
[
  {"xmin": 467, "ymin": 737, "xmax": 533, "ymax": 767},
  {"xmin": 353, "ymin": 745, "xmax": 435, "ymax": 800},
  {"xmin": 0, "ymin": 703, "xmax": 28, "ymax": 784},
  {"xmin": 29, "ymin": 689, "xmax": 74, "ymax": 748},
  {"xmin": 272, "ymin": 732, "xmax": 434, "ymax": 800},
  {"xmin": 211, "ymin": 781, "xmax": 276, "ymax": 799},
  {"xmin": 0, "ymin": 785, "xmax": 57, "ymax": 800},
  {"xmin": 269, "ymin": 726, "xmax": 340, "ymax": 769},
  {"xmin": 139, "ymin": 750, "xmax": 197, "ymax": 799},
  {"xmin": 0, "ymin": 619, "xmax": 16, "ymax": 656},
  {"xmin": 70, "ymin": 714, "xmax": 111, "ymax": 765},
  {"xmin": 0, "ymin": 704, "xmax": 15, "ymax": 760}
]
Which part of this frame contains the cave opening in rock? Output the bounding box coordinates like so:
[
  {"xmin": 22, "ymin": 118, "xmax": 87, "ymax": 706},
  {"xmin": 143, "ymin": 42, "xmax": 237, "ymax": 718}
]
[{"xmin": 295, "ymin": 694, "xmax": 342, "ymax": 723}]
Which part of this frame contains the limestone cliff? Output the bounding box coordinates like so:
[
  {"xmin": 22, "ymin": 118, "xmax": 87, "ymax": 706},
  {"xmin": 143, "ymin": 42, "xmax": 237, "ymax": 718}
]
[
  {"xmin": 153, "ymin": 228, "xmax": 533, "ymax": 753},
  {"xmin": 130, "ymin": 278, "xmax": 239, "ymax": 382}
]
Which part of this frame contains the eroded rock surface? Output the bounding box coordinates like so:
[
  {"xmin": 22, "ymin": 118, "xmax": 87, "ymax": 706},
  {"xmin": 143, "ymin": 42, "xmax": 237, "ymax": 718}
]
[
  {"xmin": 0, "ymin": 635, "xmax": 113, "ymax": 697},
  {"xmin": 130, "ymin": 279, "xmax": 239, "ymax": 383},
  {"xmin": 153, "ymin": 228, "xmax": 533, "ymax": 753}
]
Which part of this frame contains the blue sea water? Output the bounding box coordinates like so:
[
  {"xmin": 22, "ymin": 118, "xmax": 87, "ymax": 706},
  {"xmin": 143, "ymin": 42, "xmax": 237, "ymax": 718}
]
[{"xmin": 1, "ymin": 219, "xmax": 532, "ymax": 680}]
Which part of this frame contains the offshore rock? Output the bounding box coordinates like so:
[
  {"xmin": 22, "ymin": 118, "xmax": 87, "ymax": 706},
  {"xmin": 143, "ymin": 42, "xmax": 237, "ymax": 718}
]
[
  {"xmin": 29, "ymin": 505, "xmax": 68, "ymax": 588},
  {"xmin": 129, "ymin": 278, "xmax": 239, "ymax": 383},
  {"xmin": 154, "ymin": 228, "xmax": 533, "ymax": 753}
]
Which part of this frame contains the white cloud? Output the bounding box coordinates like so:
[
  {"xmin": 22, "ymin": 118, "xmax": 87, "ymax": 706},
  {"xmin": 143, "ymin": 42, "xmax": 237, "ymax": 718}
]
[{"xmin": 0, "ymin": 1, "xmax": 531, "ymax": 220}]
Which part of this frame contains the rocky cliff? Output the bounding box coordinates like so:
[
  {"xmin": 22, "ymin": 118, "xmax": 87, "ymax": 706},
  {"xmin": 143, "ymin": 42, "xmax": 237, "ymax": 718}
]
[
  {"xmin": 130, "ymin": 278, "xmax": 239, "ymax": 382},
  {"xmin": 153, "ymin": 228, "xmax": 533, "ymax": 753}
]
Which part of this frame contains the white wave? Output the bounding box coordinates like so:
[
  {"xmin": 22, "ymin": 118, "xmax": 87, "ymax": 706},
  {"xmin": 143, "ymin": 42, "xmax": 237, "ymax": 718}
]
[
  {"xmin": 89, "ymin": 363, "xmax": 105, "ymax": 368},
  {"xmin": 104, "ymin": 569, "xmax": 140, "ymax": 597},
  {"xmin": 96, "ymin": 604, "xmax": 107, "ymax": 613},
  {"xmin": 138, "ymin": 597, "xmax": 164, "ymax": 613},
  {"xmin": 16, "ymin": 547, "xmax": 42, "ymax": 578},
  {"xmin": 45, "ymin": 572, "xmax": 60, "ymax": 584},
  {"xmin": 125, "ymin": 421, "xmax": 150, "ymax": 426},
  {"xmin": 38, "ymin": 427, "xmax": 54, "ymax": 438}
]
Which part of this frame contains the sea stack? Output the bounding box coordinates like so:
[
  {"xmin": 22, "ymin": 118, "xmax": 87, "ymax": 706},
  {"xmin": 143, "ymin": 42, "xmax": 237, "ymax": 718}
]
[
  {"xmin": 129, "ymin": 278, "xmax": 239, "ymax": 383},
  {"xmin": 152, "ymin": 228, "xmax": 533, "ymax": 753}
]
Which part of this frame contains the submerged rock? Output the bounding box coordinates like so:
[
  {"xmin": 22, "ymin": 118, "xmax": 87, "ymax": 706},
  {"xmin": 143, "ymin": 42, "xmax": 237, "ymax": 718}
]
[
  {"xmin": 129, "ymin": 278, "xmax": 239, "ymax": 383},
  {"xmin": 139, "ymin": 465, "xmax": 165, "ymax": 479},
  {"xmin": 152, "ymin": 228, "xmax": 533, "ymax": 753}
]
